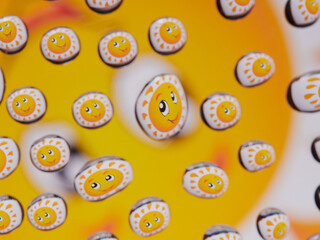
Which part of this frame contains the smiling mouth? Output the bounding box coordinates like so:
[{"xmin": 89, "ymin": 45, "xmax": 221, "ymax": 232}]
[
  {"xmin": 4, "ymin": 31, "xmax": 11, "ymax": 37},
  {"xmin": 93, "ymin": 113, "xmax": 102, "ymax": 118},
  {"xmin": 120, "ymin": 47, "xmax": 128, "ymax": 52},
  {"xmin": 22, "ymin": 107, "xmax": 30, "ymax": 113},
  {"xmin": 58, "ymin": 43, "xmax": 66, "ymax": 49},
  {"xmin": 47, "ymin": 159, "xmax": 57, "ymax": 164},
  {"xmin": 168, "ymin": 115, "xmax": 179, "ymax": 124}
]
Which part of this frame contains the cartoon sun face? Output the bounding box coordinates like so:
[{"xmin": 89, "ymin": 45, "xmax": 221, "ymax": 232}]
[
  {"xmin": 0, "ymin": 16, "xmax": 28, "ymax": 54},
  {"xmin": 99, "ymin": 31, "xmax": 138, "ymax": 67},
  {"xmin": 149, "ymin": 17, "xmax": 187, "ymax": 54},
  {"xmin": 286, "ymin": 0, "xmax": 320, "ymax": 27},
  {"xmin": 88, "ymin": 231, "xmax": 118, "ymax": 240},
  {"xmin": 201, "ymin": 93, "xmax": 241, "ymax": 130},
  {"xmin": 73, "ymin": 92, "xmax": 113, "ymax": 129},
  {"xmin": 74, "ymin": 156, "xmax": 133, "ymax": 201},
  {"xmin": 0, "ymin": 137, "xmax": 20, "ymax": 179},
  {"xmin": 239, "ymin": 141, "xmax": 276, "ymax": 172},
  {"xmin": 0, "ymin": 195, "xmax": 23, "ymax": 234},
  {"xmin": 27, "ymin": 193, "xmax": 67, "ymax": 231},
  {"xmin": 7, "ymin": 87, "xmax": 47, "ymax": 123},
  {"xmin": 287, "ymin": 72, "xmax": 320, "ymax": 112},
  {"xmin": 217, "ymin": 0, "xmax": 255, "ymax": 19},
  {"xmin": 47, "ymin": 32, "xmax": 71, "ymax": 54},
  {"xmin": 236, "ymin": 52, "xmax": 275, "ymax": 87},
  {"xmin": 257, "ymin": 208, "xmax": 290, "ymax": 240},
  {"xmin": 135, "ymin": 74, "xmax": 188, "ymax": 140},
  {"xmin": 0, "ymin": 69, "xmax": 4, "ymax": 104},
  {"xmin": 86, "ymin": 0, "xmax": 122, "ymax": 13},
  {"xmin": 183, "ymin": 162, "xmax": 229, "ymax": 198},
  {"xmin": 34, "ymin": 207, "xmax": 57, "ymax": 227},
  {"xmin": 129, "ymin": 197, "xmax": 170, "ymax": 237},
  {"xmin": 204, "ymin": 225, "xmax": 242, "ymax": 240},
  {"xmin": 41, "ymin": 27, "xmax": 80, "ymax": 63},
  {"xmin": 30, "ymin": 135, "xmax": 70, "ymax": 172}
]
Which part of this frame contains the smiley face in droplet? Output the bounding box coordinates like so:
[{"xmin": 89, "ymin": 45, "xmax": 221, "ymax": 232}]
[
  {"xmin": 236, "ymin": 52, "xmax": 275, "ymax": 87},
  {"xmin": 198, "ymin": 174, "xmax": 225, "ymax": 194},
  {"xmin": 273, "ymin": 222, "xmax": 287, "ymax": 239},
  {"xmin": 73, "ymin": 92, "xmax": 113, "ymax": 129},
  {"xmin": 99, "ymin": 31, "xmax": 138, "ymax": 67},
  {"xmin": 80, "ymin": 99, "xmax": 106, "ymax": 122},
  {"xmin": 27, "ymin": 193, "xmax": 67, "ymax": 231},
  {"xmin": 74, "ymin": 156, "xmax": 133, "ymax": 201},
  {"xmin": 257, "ymin": 208, "xmax": 290, "ymax": 240},
  {"xmin": 34, "ymin": 207, "xmax": 57, "ymax": 227},
  {"xmin": 216, "ymin": 101, "xmax": 237, "ymax": 123},
  {"xmin": 136, "ymin": 74, "xmax": 188, "ymax": 140},
  {"xmin": 129, "ymin": 197, "xmax": 170, "ymax": 237},
  {"xmin": 31, "ymin": 135, "xmax": 70, "ymax": 172},
  {"xmin": 255, "ymin": 149, "xmax": 272, "ymax": 165},
  {"xmin": 203, "ymin": 224, "xmax": 242, "ymax": 240},
  {"xmin": 0, "ymin": 16, "xmax": 28, "ymax": 54},
  {"xmin": 148, "ymin": 82, "xmax": 182, "ymax": 132},
  {"xmin": 252, "ymin": 58, "xmax": 272, "ymax": 77},
  {"xmin": 12, "ymin": 94, "xmax": 36, "ymax": 116},
  {"xmin": 0, "ymin": 21, "xmax": 17, "ymax": 43},
  {"xmin": 159, "ymin": 22, "xmax": 181, "ymax": 44},
  {"xmin": 239, "ymin": 140, "xmax": 275, "ymax": 172},
  {"xmin": 139, "ymin": 211, "xmax": 164, "ymax": 233},
  {"xmin": 41, "ymin": 27, "xmax": 80, "ymax": 63},
  {"xmin": 84, "ymin": 168, "xmax": 124, "ymax": 197},
  {"xmin": 286, "ymin": 0, "xmax": 320, "ymax": 27},
  {"xmin": 201, "ymin": 93, "xmax": 241, "ymax": 130},
  {"xmin": 149, "ymin": 17, "xmax": 187, "ymax": 54},
  {"xmin": 7, "ymin": 87, "xmax": 47, "ymax": 123},
  {"xmin": 47, "ymin": 32, "xmax": 71, "ymax": 54},
  {"xmin": 107, "ymin": 36, "xmax": 131, "ymax": 58},
  {"xmin": 183, "ymin": 162, "xmax": 229, "ymax": 198},
  {"xmin": 37, "ymin": 145, "xmax": 61, "ymax": 167}
]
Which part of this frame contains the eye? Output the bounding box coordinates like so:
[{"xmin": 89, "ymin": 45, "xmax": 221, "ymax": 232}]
[
  {"xmin": 105, "ymin": 175, "xmax": 114, "ymax": 181},
  {"xmin": 230, "ymin": 105, "xmax": 235, "ymax": 110},
  {"xmin": 48, "ymin": 150, "xmax": 54, "ymax": 155},
  {"xmin": 170, "ymin": 91, "xmax": 177, "ymax": 103},
  {"xmin": 85, "ymin": 107, "xmax": 92, "ymax": 113},
  {"xmin": 0, "ymin": 26, "xmax": 3, "ymax": 31},
  {"xmin": 224, "ymin": 108, "xmax": 230, "ymax": 114},
  {"xmin": 159, "ymin": 100, "xmax": 169, "ymax": 116},
  {"xmin": 113, "ymin": 41, "xmax": 120, "ymax": 47},
  {"xmin": 93, "ymin": 103, "xmax": 99, "ymax": 108},
  {"xmin": 261, "ymin": 155, "xmax": 267, "ymax": 160},
  {"xmin": 173, "ymin": 24, "xmax": 178, "ymax": 29},
  {"xmin": 208, "ymin": 183, "xmax": 214, "ymax": 188},
  {"xmin": 121, "ymin": 38, "xmax": 126, "ymax": 43},
  {"xmin": 59, "ymin": 35, "xmax": 64, "ymax": 39},
  {"xmin": 15, "ymin": 102, "xmax": 21, "ymax": 107},
  {"xmin": 216, "ymin": 179, "xmax": 222, "ymax": 185},
  {"xmin": 22, "ymin": 98, "xmax": 28, "ymax": 103},
  {"xmin": 51, "ymin": 38, "xmax": 57, "ymax": 44},
  {"xmin": 41, "ymin": 154, "xmax": 47, "ymax": 160},
  {"xmin": 166, "ymin": 27, "xmax": 172, "ymax": 33},
  {"xmin": 91, "ymin": 182, "xmax": 100, "ymax": 189},
  {"xmin": 155, "ymin": 217, "xmax": 160, "ymax": 222},
  {"xmin": 44, "ymin": 212, "xmax": 50, "ymax": 218},
  {"xmin": 4, "ymin": 23, "xmax": 9, "ymax": 27},
  {"xmin": 38, "ymin": 216, "xmax": 43, "ymax": 221},
  {"xmin": 278, "ymin": 230, "xmax": 282, "ymax": 234},
  {"xmin": 0, "ymin": 216, "xmax": 3, "ymax": 221},
  {"xmin": 146, "ymin": 222, "xmax": 152, "ymax": 228},
  {"xmin": 260, "ymin": 63, "xmax": 266, "ymax": 69}
]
